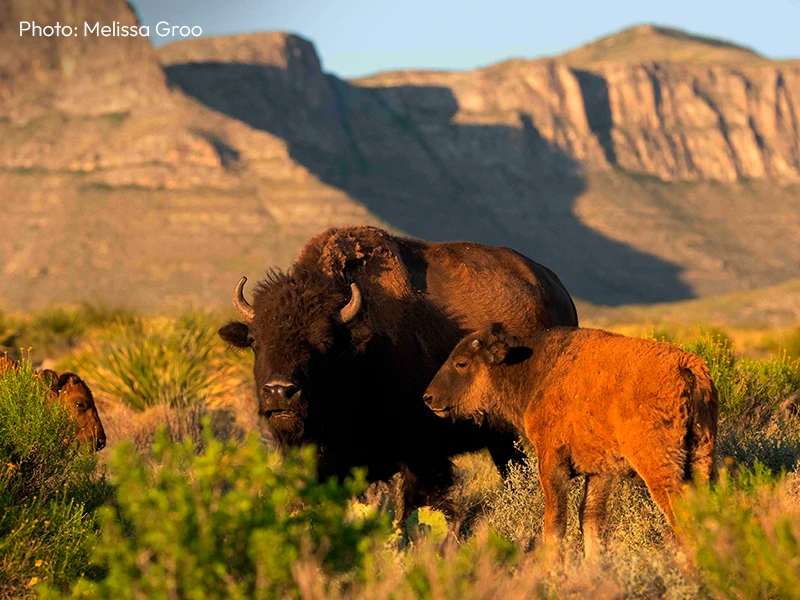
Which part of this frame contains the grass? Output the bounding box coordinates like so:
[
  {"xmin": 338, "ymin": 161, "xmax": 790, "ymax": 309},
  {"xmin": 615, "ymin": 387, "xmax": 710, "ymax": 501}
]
[{"xmin": 2, "ymin": 306, "xmax": 800, "ymax": 598}]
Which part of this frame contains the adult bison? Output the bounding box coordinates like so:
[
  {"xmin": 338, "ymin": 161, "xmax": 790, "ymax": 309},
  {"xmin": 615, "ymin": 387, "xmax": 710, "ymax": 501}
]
[{"xmin": 219, "ymin": 226, "xmax": 577, "ymax": 514}]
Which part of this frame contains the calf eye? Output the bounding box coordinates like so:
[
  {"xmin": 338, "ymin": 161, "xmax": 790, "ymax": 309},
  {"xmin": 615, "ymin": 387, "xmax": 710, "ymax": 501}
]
[
  {"xmin": 455, "ymin": 360, "xmax": 468, "ymax": 370},
  {"xmin": 75, "ymin": 402, "xmax": 86, "ymax": 410}
]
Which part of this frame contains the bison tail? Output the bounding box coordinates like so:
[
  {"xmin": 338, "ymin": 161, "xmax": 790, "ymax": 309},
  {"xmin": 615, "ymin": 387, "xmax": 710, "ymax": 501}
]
[{"xmin": 680, "ymin": 357, "xmax": 719, "ymax": 484}]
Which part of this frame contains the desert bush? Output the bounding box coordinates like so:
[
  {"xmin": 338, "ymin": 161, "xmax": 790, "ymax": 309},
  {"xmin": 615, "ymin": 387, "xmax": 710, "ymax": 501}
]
[
  {"xmin": 49, "ymin": 427, "xmax": 389, "ymax": 600},
  {"xmin": 485, "ymin": 453, "xmax": 672, "ymax": 556},
  {"xmin": 67, "ymin": 311, "xmax": 250, "ymax": 410},
  {"xmin": 0, "ymin": 360, "xmax": 106, "ymax": 599},
  {"xmin": 681, "ymin": 333, "xmax": 738, "ymax": 414},
  {"xmin": 0, "ymin": 359, "xmax": 103, "ymax": 505},
  {"xmin": 677, "ymin": 464, "xmax": 800, "ymax": 600},
  {"xmin": 681, "ymin": 333, "xmax": 800, "ymax": 422}
]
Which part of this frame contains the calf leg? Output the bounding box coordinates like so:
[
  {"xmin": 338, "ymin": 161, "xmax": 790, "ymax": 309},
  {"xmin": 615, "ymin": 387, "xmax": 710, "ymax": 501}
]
[
  {"xmin": 579, "ymin": 473, "xmax": 615, "ymax": 560},
  {"xmin": 626, "ymin": 452, "xmax": 684, "ymax": 528},
  {"xmin": 538, "ymin": 449, "xmax": 571, "ymax": 556}
]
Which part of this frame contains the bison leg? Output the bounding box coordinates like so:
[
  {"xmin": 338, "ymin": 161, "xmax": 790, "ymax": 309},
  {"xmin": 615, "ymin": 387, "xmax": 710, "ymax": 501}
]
[
  {"xmin": 626, "ymin": 453, "xmax": 683, "ymax": 528},
  {"xmin": 579, "ymin": 473, "xmax": 615, "ymax": 560},
  {"xmin": 537, "ymin": 449, "xmax": 571, "ymax": 556},
  {"xmin": 486, "ymin": 428, "xmax": 527, "ymax": 479},
  {"xmin": 398, "ymin": 458, "xmax": 455, "ymax": 523}
]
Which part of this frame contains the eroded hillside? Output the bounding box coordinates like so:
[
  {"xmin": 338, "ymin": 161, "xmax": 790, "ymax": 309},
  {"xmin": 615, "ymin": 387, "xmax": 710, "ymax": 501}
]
[{"xmin": 1, "ymin": 3, "xmax": 798, "ymax": 309}]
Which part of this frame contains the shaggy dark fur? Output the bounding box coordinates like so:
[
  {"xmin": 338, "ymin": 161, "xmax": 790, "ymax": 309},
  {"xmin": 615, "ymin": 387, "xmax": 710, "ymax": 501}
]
[{"xmin": 219, "ymin": 226, "xmax": 578, "ymax": 517}]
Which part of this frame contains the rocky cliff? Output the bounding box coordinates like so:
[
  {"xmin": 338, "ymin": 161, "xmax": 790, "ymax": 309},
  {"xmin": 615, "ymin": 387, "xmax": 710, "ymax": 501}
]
[{"xmin": 1, "ymin": 10, "xmax": 799, "ymax": 310}]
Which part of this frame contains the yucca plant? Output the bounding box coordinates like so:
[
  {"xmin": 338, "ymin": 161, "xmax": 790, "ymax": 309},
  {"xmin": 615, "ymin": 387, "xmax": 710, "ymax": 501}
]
[{"xmin": 68, "ymin": 311, "xmax": 250, "ymax": 410}]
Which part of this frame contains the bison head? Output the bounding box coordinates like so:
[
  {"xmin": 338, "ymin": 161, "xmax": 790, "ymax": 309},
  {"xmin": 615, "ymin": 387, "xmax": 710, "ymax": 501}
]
[
  {"xmin": 218, "ymin": 271, "xmax": 369, "ymax": 445},
  {"xmin": 424, "ymin": 324, "xmax": 530, "ymax": 422},
  {"xmin": 40, "ymin": 370, "xmax": 107, "ymax": 451}
]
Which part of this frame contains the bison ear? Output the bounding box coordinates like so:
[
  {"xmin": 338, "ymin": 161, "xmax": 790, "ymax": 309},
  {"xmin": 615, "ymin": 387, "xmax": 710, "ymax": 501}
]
[
  {"xmin": 40, "ymin": 369, "xmax": 60, "ymax": 390},
  {"xmin": 218, "ymin": 322, "xmax": 253, "ymax": 348},
  {"xmin": 485, "ymin": 341, "xmax": 509, "ymax": 364}
]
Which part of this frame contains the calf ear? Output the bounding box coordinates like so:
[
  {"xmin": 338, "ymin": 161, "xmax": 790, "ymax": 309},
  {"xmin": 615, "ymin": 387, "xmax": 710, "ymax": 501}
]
[
  {"xmin": 40, "ymin": 369, "xmax": 60, "ymax": 390},
  {"xmin": 218, "ymin": 322, "xmax": 253, "ymax": 348},
  {"xmin": 486, "ymin": 340, "xmax": 509, "ymax": 364}
]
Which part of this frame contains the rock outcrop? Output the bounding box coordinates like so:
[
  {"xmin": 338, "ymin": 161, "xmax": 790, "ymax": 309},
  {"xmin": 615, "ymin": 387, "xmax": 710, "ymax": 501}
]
[{"xmin": 1, "ymin": 11, "xmax": 799, "ymax": 310}]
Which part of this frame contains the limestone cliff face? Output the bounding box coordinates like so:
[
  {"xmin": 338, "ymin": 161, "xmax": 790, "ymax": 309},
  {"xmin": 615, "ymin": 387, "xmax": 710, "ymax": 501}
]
[
  {"xmin": 355, "ymin": 60, "xmax": 800, "ymax": 183},
  {"xmin": 585, "ymin": 63, "xmax": 800, "ymax": 181},
  {"xmin": 0, "ymin": 0, "xmax": 170, "ymax": 121},
  {"xmin": 2, "ymin": 16, "xmax": 800, "ymax": 309}
]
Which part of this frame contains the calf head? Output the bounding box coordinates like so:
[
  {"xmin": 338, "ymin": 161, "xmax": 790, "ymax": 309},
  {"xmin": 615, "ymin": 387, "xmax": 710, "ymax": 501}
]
[
  {"xmin": 40, "ymin": 370, "xmax": 106, "ymax": 451},
  {"xmin": 424, "ymin": 324, "xmax": 528, "ymax": 422},
  {"xmin": 218, "ymin": 271, "xmax": 370, "ymax": 446}
]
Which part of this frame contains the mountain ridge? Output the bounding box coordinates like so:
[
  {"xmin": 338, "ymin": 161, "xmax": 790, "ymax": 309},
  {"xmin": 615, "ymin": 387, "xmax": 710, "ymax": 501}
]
[{"xmin": 1, "ymin": 7, "xmax": 799, "ymax": 313}]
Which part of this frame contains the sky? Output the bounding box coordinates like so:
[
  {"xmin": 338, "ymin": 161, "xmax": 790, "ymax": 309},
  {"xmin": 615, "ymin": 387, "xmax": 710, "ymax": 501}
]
[{"xmin": 131, "ymin": 0, "xmax": 800, "ymax": 78}]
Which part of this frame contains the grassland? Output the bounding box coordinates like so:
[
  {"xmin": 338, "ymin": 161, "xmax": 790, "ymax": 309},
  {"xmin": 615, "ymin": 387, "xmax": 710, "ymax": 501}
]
[{"xmin": 1, "ymin": 305, "xmax": 800, "ymax": 599}]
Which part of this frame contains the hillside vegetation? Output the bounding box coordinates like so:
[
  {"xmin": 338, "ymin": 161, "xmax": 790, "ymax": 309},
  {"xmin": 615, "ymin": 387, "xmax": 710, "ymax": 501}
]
[
  {"xmin": 2, "ymin": 0, "xmax": 800, "ymax": 309},
  {"xmin": 1, "ymin": 307, "xmax": 800, "ymax": 598}
]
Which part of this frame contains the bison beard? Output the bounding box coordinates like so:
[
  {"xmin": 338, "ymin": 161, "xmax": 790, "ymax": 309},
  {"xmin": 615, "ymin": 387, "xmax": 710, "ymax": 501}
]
[{"xmin": 219, "ymin": 226, "xmax": 578, "ymax": 519}]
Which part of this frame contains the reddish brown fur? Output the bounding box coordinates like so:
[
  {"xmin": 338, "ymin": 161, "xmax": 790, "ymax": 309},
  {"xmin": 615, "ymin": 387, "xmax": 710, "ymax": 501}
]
[
  {"xmin": 0, "ymin": 356, "xmax": 106, "ymax": 451},
  {"xmin": 424, "ymin": 326, "xmax": 718, "ymax": 557}
]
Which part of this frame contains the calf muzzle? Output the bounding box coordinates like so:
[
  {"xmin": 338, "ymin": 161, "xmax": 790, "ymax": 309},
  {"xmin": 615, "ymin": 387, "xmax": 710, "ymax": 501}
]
[{"xmin": 423, "ymin": 393, "xmax": 451, "ymax": 418}]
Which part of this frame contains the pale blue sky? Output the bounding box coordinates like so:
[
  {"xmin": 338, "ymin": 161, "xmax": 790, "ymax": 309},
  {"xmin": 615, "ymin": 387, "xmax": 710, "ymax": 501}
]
[{"xmin": 131, "ymin": 0, "xmax": 800, "ymax": 78}]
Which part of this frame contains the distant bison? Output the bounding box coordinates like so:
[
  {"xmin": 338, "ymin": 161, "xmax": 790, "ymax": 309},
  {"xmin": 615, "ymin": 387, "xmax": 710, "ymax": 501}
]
[
  {"xmin": 219, "ymin": 226, "xmax": 577, "ymax": 515},
  {"xmin": 0, "ymin": 356, "xmax": 106, "ymax": 451},
  {"xmin": 424, "ymin": 325, "xmax": 718, "ymax": 556}
]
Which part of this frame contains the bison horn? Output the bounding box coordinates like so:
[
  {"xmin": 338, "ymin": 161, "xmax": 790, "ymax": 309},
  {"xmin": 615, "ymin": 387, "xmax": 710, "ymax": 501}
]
[
  {"xmin": 337, "ymin": 283, "xmax": 362, "ymax": 324},
  {"xmin": 233, "ymin": 276, "xmax": 255, "ymax": 322}
]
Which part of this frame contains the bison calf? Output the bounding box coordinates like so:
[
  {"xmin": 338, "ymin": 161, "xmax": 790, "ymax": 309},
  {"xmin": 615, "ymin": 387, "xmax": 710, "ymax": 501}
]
[
  {"xmin": 423, "ymin": 325, "xmax": 718, "ymax": 558},
  {"xmin": 0, "ymin": 356, "xmax": 106, "ymax": 451}
]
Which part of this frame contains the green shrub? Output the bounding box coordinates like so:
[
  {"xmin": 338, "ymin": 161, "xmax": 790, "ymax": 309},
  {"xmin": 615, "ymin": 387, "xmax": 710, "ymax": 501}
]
[
  {"xmin": 677, "ymin": 464, "xmax": 800, "ymax": 600},
  {"xmin": 0, "ymin": 360, "xmax": 102, "ymax": 505},
  {"xmin": 681, "ymin": 333, "xmax": 738, "ymax": 414},
  {"xmin": 49, "ymin": 427, "xmax": 388, "ymax": 600},
  {"xmin": 67, "ymin": 311, "xmax": 249, "ymax": 410},
  {"xmin": 681, "ymin": 334, "xmax": 800, "ymax": 424},
  {"xmin": 0, "ymin": 360, "xmax": 106, "ymax": 599}
]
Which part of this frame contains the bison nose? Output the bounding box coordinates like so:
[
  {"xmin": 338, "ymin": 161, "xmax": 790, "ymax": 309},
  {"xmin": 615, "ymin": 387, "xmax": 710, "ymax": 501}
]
[
  {"xmin": 95, "ymin": 435, "xmax": 106, "ymax": 451},
  {"xmin": 263, "ymin": 381, "xmax": 301, "ymax": 399},
  {"xmin": 423, "ymin": 393, "xmax": 434, "ymax": 407}
]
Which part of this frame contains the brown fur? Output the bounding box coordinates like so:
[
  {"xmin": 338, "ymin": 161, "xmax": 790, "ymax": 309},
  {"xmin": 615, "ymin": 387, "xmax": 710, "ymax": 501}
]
[
  {"xmin": 424, "ymin": 326, "xmax": 718, "ymax": 557},
  {"xmin": 0, "ymin": 356, "xmax": 106, "ymax": 451},
  {"xmin": 220, "ymin": 226, "xmax": 578, "ymax": 517}
]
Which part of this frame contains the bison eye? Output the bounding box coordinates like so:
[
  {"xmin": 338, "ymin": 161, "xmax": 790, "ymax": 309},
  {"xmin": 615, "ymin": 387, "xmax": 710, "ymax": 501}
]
[
  {"xmin": 75, "ymin": 402, "xmax": 86, "ymax": 410},
  {"xmin": 455, "ymin": 359, "xmax": 469, "ymax": 370}
]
